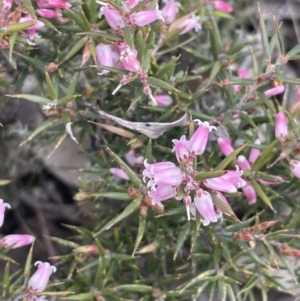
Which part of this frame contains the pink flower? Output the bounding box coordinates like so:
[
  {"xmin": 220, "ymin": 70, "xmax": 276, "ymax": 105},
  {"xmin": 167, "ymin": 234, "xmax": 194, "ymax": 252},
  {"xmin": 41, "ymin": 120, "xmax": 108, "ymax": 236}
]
[
  {"xmin": 194, "ymin": 190, "xmax": 221, "ymax": 226},
  {"xmin": 1, "ymin": 0, "xmax": 12, "ymax": 13},
  {"xmin": 120, "ymin": 47, "xmax": 141, "ymax": 72},
  {"xmin": 123, "ymin": 0, "xmax": 140, "ymax": 12},
  {"xmin": 220, "ymin": 167, "xmax": 247, "ymax": 188},
  {"xmin": 211, "ymin": 1, "xmax": 233, "ymax": 13},
  {"xmin": 204, "ymin": 177, "xmax": 237, "ymax": 193},
  {"xmin": 172, "ymin": 135, "xmax": 190, "ymax": 162},
  {"xmin": 19, "ymin": 15, "xmax": 45, "ymax": 41},
  {"xmin": 237, "ymin": 155, "xmax": 251, "ymax": 170},
  {"xmin": 217, "ymin": 137, "xmax": 234, "ymax": 156},
  {"xmin": 249, "ymin": 139, "xmax": 261, "ymax": 165},
  {"xmin": 109, "ymin": 168, "xmax": 129, "ymax": 180},
  {"xmin": 275, "ymin": 112, "xmax": 288, "ymax": 141},
  {"xmin": 242, "ymin": 184, "xmax": 256, "ymax": 204},
  {"xmin": 143, "ymin": 160, "xmax": 176, "ymax": 181},
  {"xmin": 148, "ymin": 185, "xmax": 176, "ymax": 206},
  {"xmin": 0, "ymin": 199, "xmax": 10, "ymax": 227},
  {"xmin": 36, "ymin": 9, "xmax": 62, "ymax": 18},
  {"xmin": 131, "ymin": 5, "xmax": 164, "ymax": 26},
  {"xmin": 96, "ymin": 43, "xmax": 119, "ymax": 75},
  {"xmin": 290, "ymin": 160, "xmax": 300, "ymax": 179},
  {"xmin": 100, "ymin": 6, "xmax": 123, "ymax": 30},
  {"xmin": 28, "ymin": 261, "xmax": 57, "ymax": 293},
  {"xmin": 264, "ymin": 85, "xmax": 285, "ymax": 97},
  {"xmin": 150, "ymin": 166, "xmax": 182, "ymax": 189},
  {"xmin": 178, "ymin": 14, "xmax": 201, "ymax": 35},
  {"xmin": 161, "ymin": 0, "xmax": 180, "ymax": 24},
  {"xmin": 0, "ymin": 234, "xmax": 35, "ymax": 249},
  {"xmin": 124, "ymin": 150, "xmax": 144, "ymax": 167},
  {"xmin": 36, "ymin": 0, "xmax": 71, "ymax": 9},
  {"xmin": 154, "ymin": 94, "xmax": 173, "ymax": 106},
  {"xmin": 188, "ymin": 120, "xmax": 216, "ymax": 156}
]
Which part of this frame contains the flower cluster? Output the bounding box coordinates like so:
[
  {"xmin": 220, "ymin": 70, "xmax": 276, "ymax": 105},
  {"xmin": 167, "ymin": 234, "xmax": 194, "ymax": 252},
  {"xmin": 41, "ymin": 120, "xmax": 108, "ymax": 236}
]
[
  {"xmin": 0, "ymin": 0, "xmax": 71, "ymax": 46},
  {"xmin": 143, "ymin": 120, "xmax": 246, "ymax": 226},
  {"xmin": 0, "ymin": 199, "xmax": 55, "ymax": 300},
  {"xmin": 95, "ymin": 0, "xmax": 204, "ymax": 105},
  {"xmin": 218, "ymin": 137, "xmax": 284, "ymax": 204}
]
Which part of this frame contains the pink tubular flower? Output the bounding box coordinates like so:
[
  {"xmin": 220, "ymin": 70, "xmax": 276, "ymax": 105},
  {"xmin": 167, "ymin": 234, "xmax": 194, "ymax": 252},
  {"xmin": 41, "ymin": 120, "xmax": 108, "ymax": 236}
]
[
  {"xmin": 143, "ymin": 160, "xmax": 176, "ymax": 180},
  {"xmin": 0, "ymin": 234, "xmax": 35, "ymax": 249},
  {"xmin": 151, "ymin": 167, "xmax": 182, "ymax": 188},
  {"xmin": 220, "ymin": 167, "xmax": 247, "ymax": 189},
  {"xmin": 194, "ymin": 190, "xmax": 221, "ymax": 226},
  {"xmin": 204, "ymin": 177, "xmax": 237, "ymax": 193},
  {"xmin": 161, "ymin": 0, "xmax": 180, "ymax": 24},
  {"xmin": 96, "ymin": 43, "xmax": 119, "ymax": 75},
  {"xmin": 101, "ymin": 6, "xmax": 123, "ymax": 30},
  {"xmin": 172, "ymin": 135, "xmax": 190, "ymax": 163},
  {"xmin": 124, "ymin": 150, "xmax": 144, "ymax": 167},
  {"xmin": 178, "ymin": 14, "xmax": 201, "ymax": 35},
  {"xmin": 154, "ymin": 94, "xmax": 173, "ymax": 106},
  {"xmin": 188, "ymin": 120, "xmax": 216, "ymax": 156},
  {"xmin": 264, "ymin": 85, "xmax": 285, "ymax": 97},
  {"xmin": 242, "ymin": 184, "xmax": 256, "ymax": 204},
  {"xmin": 148, "ymin": 185, "xmax": 176, "ymax": 206},
  {"xmin": 20, "ymin": 15, "xmax": 45, "ymax": 41},
  {"xmin": 211, "ymin": 1, "xmax": 233, "ymax": 13},
  {"xmin": 217, "ymin": 137, "xmax": 234, "ymax": 156},
  {"xmin": 120, "ymin": 47, "xmax": 141, "ymax": 72},
  {"xmin": 275, "ymin": 112, "xmax": 288, "ymax": 141},
  {"xmin": 109, "ymin": 168, "xmax": 129, "ymax": 180},
  {"xmin": 0, "ymin": 199, "xmax": 10, "ymax": 227},
  {"xmin": 131, "ymin": 5, "xmax": 164, "ymax": 26},
  {"xmin": 237, "ymin": 155, "xmax": 251, "ymax": 170},
  {"xmin": 28, "ymin": 261, "xmax": 57, "ymax": 293},
  {"xmin": 290, "ymin": 160, "xmax": 300, "ymax": 179},
  {"xmin": 249, "ymin": 139, "xmax": 261, "ymax": 165},
  {"xmin": 1, "ymin": 0, "xmax": 12, "ymax": 13},
  {"xmin": 36, "ymin": 9, "xmax": 62, "ymax": 18},
  {"xmin": 36, "ymin": 0, "xmax": 71, "ymax": 9}
]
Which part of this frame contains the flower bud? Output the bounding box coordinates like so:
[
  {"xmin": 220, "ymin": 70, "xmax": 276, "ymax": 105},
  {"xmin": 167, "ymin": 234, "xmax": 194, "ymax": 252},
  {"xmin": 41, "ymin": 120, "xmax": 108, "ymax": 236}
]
[
  {"xmin": 154, "ymin": 94, "xmax": 173, "ymax": 106},
  {"xmin": 131, "ymin": 5, "xmax": 164, "ymax": 26},
  {"xmin": 277, "ymin": 244, "xmax": 300, "ymax": 257},
  {"xmin": 36, "ymin": 9, "xmax": 62, "ymax": 18},
  {"xmin": 0, "ymin": 234, "xmax": 35, "ymax": 249},
  {"xmin": 242, "ymin": 184, "xmax": 257, "ymax": 204},
  {"xmin": 264, "ymin": 85, "xmax": 285, "ymax": 97},
  {"xmin": 211, "ymin": 1, "xmax": 233, "ymax": 12},
  {"xmin": 36, "ymin": 0, "xmax": 71, "ymax": 9},
  {"xmin": 28, "ymin": 261, "xmax": 57, "ymax": 293},
  {"xmin": 275, "ymin": 112, "xmax": 288, "ymax": 141},
  {"xmin": 237, "ymin": 155, "xmax": 251, "ymax": 170},
  {"xmin": 217, "ymin": 137, "xmax": 234, "ymax": 156},
  {"xmin": 73, "ymin": 245, "xmax": 99, "ymax": 254},
  {"xmin": 249, "ymin": 139, "xmax": 261, "ymax": 165},
  {"xmin": 109, "ymin": 168, "xmax": 129, "ymax": 180}
]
